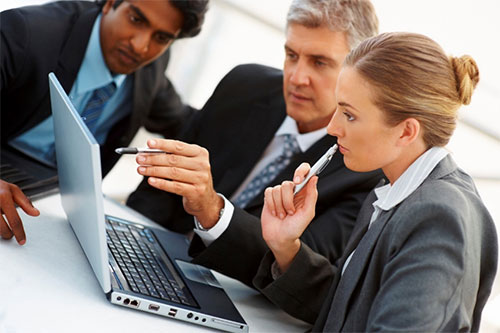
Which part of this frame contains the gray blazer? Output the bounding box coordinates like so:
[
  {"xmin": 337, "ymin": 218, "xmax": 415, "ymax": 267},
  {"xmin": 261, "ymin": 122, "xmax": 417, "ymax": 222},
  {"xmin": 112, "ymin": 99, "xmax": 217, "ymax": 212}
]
[{"xmin": 253, "ymin": 155, "xmax": 498, "ymax": 332}]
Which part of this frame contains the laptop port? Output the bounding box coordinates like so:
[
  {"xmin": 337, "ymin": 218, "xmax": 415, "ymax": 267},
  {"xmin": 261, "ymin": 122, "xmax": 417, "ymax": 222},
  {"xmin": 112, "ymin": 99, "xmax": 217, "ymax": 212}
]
[
  {"xmin": 123, "ymin": 298, "xmax": 130, "ymax": 305},
  {"xmin": 130, "ymin": 300, "xmax": 139, "ymax": 307},
  {"xmin": 148, "ymin": 304, "xmax": 160, "ymax": 312},
  {"xmin": 168, "ymin": 308, "xmax": 178, "ymax": 317}
]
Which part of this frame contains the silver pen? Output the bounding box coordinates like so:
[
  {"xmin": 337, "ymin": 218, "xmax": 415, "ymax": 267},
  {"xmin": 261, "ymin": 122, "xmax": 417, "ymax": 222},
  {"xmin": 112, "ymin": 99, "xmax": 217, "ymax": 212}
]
[
  {"xmin": 294, "ymin": 144, "xmax": 338, "ymax": 195},
  {"xmin": 115, "ymin": 147, "xmax": 165, "ymax": 155}
]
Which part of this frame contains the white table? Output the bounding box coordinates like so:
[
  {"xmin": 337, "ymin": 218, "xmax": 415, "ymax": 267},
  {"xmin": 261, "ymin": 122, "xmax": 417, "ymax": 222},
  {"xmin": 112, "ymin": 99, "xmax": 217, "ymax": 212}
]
[{"xmin": 0, "ymin": 194, "xmax": 310, "ymax": 333}]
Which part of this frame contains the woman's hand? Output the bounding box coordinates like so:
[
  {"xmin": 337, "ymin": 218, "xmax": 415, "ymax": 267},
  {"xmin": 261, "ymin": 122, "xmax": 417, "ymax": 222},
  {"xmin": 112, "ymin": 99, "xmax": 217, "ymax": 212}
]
[{"xmin": 261, "ymin": 163, "xmax": 319, "ymax": 273}]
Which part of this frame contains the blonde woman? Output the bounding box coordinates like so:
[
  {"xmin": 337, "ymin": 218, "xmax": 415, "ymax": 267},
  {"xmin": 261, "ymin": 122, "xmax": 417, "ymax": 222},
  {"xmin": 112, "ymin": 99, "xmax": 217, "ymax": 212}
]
[{"xmin": 256, "ymin": 32, "xmax": 498, "ymax": 332}]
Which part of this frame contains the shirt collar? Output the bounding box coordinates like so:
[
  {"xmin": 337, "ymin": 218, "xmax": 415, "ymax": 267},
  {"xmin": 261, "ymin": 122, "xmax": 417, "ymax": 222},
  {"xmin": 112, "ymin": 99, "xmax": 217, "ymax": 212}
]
[
  {"xmin": 275, "ymin": 116, "xmax": 327, "ymax": 152},
  {"xmin": 73, "ymin": 14, "xmax": 126, "ymax": 95},
  {"xmin": 373, "ymin": 146, "xmax": 450, "ymax": 211}
]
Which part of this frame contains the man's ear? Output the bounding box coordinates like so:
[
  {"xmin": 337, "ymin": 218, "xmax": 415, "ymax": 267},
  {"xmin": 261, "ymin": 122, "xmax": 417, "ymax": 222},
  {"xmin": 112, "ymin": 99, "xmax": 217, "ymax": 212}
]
[
  {"xmin": 396, "ymin": 118, "xmax": 421, "ymax": 147},
  {"xmin": 101, "ymin": 0, "xmax": 116, "ymax": 14}
]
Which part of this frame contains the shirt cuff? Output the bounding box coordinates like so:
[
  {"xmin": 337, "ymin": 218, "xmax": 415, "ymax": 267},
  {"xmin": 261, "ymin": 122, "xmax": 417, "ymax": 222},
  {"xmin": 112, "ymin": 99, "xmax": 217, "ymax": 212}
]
[
  {"xmin": 193, "ymin": 194, "xmax": 234, "ymax": 247},
  {"xmin": 271, "ymin": 260, "xmax": 283, "ymax": 280}
]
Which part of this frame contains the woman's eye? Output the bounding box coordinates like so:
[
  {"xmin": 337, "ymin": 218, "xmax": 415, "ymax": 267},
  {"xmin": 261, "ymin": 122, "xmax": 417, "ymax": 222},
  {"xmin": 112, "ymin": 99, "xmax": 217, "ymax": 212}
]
[{"xmin": 344, "ymin": 112, "xmax": 355, "ymax": 121}]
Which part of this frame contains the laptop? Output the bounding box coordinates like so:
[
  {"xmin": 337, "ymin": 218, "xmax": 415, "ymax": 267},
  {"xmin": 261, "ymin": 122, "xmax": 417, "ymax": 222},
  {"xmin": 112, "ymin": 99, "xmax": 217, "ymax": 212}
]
[{"xmin": 48, "ymin": 73, "xmax": 248, "ymax": 333}]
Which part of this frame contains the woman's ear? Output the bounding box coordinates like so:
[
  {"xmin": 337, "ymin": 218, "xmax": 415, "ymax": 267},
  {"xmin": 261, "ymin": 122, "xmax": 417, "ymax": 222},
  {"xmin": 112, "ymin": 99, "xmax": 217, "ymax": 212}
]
[{"xmin": 396, "ymin": 118, "xmax": 421, "ymax": 147}]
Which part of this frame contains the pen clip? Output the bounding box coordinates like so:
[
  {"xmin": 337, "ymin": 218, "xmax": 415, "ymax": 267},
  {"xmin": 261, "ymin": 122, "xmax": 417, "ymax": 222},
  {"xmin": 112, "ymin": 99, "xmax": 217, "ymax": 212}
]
[{"xmin": 315, "ymin": 153, "xmax": 333, "ymax": 175}]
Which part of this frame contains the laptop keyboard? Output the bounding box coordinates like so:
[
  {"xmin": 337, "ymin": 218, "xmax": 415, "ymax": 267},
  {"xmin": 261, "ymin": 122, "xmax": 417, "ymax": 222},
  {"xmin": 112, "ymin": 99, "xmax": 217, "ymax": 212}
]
[{"xmin": 106, "ymin": 219, "xmax": 195, "ymax": 307}]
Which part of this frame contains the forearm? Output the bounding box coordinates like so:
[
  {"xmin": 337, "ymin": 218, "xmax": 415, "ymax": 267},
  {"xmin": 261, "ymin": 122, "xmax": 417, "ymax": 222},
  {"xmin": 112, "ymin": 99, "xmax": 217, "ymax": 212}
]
[{"xmin": 190, "ymin": 207, "xmax": 270, "ymax": 287}]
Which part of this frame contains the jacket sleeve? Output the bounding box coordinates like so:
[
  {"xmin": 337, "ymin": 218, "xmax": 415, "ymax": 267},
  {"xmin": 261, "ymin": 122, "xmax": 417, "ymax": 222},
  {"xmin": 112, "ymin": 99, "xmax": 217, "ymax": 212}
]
[
  {"xmin": 253, "ymin": 243, "xmax": 337, "ymax": 324},
  {"xmin": 0, "ymin": 9, "xmax": 28, "ymax": 93}
]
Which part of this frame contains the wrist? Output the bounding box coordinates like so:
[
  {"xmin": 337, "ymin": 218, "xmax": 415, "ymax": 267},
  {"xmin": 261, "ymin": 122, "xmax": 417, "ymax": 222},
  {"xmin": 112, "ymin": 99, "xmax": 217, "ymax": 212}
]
[
  {"xmin": 195, "ymin": 194, "xmax": 224, "ymax": 229},
  {"xmin": 270, "ymin": 239, "xmax": 301, "ymax": 274}
]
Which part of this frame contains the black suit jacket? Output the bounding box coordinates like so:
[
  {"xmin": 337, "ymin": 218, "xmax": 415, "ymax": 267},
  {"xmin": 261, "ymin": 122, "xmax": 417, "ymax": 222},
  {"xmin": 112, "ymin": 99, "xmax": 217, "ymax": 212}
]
[
  {"xmin": 253, "ymin": 156, "xmax": 498, "ymax": 331},
  {"xmin": 1, "ymin": 1, "xmax": 191, "ymax": 175},
  {"xmin": 127, "ymin": 64, "xmax": 384, "ymax": 288}
]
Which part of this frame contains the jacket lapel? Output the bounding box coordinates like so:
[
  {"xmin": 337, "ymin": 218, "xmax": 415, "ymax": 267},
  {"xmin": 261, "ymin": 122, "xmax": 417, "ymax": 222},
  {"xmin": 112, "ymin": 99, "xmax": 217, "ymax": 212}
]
[
  {"xmin": 55, "ymin": 6, "xmax": 100, "ymax": 93},
  {"xmin": 312, "ymin": 187, "xmax": 378, "ymax": 331},
  {"xmin": 324, "ymin": 207, "xmax": 395, "ymax": 331}
]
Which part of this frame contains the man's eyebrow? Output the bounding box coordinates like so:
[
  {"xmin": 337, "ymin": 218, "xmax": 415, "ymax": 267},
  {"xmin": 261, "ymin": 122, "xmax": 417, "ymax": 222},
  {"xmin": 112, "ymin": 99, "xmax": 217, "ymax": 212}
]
[
  {"xmin": 284, "ymin": 45, "xmax": 338, "ymax": 65},
  {"xmin": 311, "ymin": 54, "xmax": 337, "ymax": 66},
  {"xmin": 129, "ymin": 4, "xmax": 178, "ymax": 39},
  {"xmin": 129, "ymin": 4, "xmax": 148, "ymax": 23}
]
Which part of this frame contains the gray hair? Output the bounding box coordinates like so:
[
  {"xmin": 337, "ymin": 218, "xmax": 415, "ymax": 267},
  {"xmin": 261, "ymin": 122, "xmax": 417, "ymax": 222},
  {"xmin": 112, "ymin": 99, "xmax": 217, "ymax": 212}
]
[{"xmin": 287, "ymin": 0, "xmax": 379, "ymax": 50}]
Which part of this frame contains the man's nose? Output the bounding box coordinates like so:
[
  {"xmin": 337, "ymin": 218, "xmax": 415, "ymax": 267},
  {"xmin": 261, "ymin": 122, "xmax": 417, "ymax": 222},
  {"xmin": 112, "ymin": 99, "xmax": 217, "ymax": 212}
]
[
  {"xmin": 289, "ymin": 60, "xmax": 310, "ymax": 86},
  {"xmin": 130, "ymin": 31, "xmax": 150, "ymax": 55}
]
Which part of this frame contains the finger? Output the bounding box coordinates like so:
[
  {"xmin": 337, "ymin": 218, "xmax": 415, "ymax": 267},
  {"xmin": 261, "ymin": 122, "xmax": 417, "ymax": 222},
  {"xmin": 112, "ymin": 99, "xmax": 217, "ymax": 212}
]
[
  {"xmin": 281, "ymin": 181, "xmax": 296, "ymax": 215},
  {"xmin": 138, "ymin": 165, "xmax": 205, "ymax": 185},
  {"xmin": 148, "ymin": 139, "xmax": 204, "ymax": 158},
  {"xmin": 264, "ymin": 187, "xmax": 277, "ymax": 217},
  {"xmin": 293, "ymin": 163, "xmax": 311, "ymax": 184},
  {"xmin": 147, "ymin": 176, "xmax": 196, "ymax": 197},
  {"xmin": 1, "ymin": 197, "xmax": 26, "ymax": 245},
  {"xmin": 271, "ymin": 185, "xmax": 286, "ymax": 219},
  {"xmin": 0, "ymin": 215, "xmax": 14, "ymax": 240},
  {"xmin": 303, "ymin": 176, "xmax": 319, "ymax": 211},
  {"xmin": 136, "ymin": 151, "xmax": 209, "ymax": 172},
  {"xmin": 11, "ymin": 185, "xmax": 40, "ymax": 217}
]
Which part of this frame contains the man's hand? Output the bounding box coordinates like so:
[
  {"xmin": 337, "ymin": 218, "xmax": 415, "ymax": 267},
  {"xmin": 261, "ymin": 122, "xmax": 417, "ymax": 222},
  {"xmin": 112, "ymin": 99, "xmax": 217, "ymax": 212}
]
[
  {"xmin": 136, "ymin": 139, "xmax": 223, "ymax": 229},
  {"xmin": 0, "ymin": 180, "xmax": 40, "ymax": 245},
  {"xmin": 261, "ymin": 163, "xmax": 318, "ymax": 273}
]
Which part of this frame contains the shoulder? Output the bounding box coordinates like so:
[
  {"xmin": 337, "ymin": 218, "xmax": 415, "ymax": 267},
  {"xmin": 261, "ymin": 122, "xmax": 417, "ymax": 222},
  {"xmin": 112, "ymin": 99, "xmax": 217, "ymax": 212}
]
[
  {"xmin": 224, "ymin": 64, "xmax": 283, "ymax": 81},
  {"xmin": 214, "ymin": 63, "xmax": 283, "ymax": 96},
  {"xmin": 2, "ymin": 1, "xmax": 97, "ymax": 28},
  {"xmin": 389, "ymin": 169, "xmax": 493, "ymax": 242},
  {"xmin": 2, "ymin": 1, "xmax": 97, "ymax": 52}
]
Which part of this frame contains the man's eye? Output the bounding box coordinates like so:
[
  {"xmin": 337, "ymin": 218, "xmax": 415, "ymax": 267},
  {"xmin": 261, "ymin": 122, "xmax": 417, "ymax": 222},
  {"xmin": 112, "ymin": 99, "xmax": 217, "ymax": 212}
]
[
  {"xmin": 130, "ymin": 15, "xmax": 142, "ymax": 24},
  {"xmin": 155, "ymin": 34, "xmax": 172, "ymax": 44}
]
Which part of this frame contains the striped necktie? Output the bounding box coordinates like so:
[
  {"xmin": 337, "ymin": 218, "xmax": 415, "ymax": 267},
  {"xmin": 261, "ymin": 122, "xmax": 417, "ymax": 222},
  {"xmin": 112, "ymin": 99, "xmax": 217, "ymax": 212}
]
[
  {"xmin": 233, "ymin": 134, "xmax": 301, "ymax": 208},
  {"xmin": 80, "ymin": 82, "xmax": 116, "ymax": 134}
]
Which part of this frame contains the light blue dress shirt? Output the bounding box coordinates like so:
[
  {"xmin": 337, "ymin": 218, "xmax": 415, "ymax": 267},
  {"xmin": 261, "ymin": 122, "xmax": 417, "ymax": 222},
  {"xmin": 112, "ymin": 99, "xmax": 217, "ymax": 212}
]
[{"xmin": 9, "ymin": 15, "xmax": 132, "ymax": 167}]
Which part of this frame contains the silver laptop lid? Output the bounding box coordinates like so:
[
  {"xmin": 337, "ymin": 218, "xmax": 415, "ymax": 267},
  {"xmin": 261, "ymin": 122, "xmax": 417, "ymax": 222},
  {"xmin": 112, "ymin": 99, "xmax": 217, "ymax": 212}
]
[{"xmin": 49, "ymin": 72, "xmax": 111, "ymax": 293}]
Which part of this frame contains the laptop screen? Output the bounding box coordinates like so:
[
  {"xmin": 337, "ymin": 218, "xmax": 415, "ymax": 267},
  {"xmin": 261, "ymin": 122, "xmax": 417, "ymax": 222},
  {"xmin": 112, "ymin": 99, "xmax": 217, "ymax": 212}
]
[{"xmin": 49, "ymin": 72, "xmax": 111, "ymax": 293}]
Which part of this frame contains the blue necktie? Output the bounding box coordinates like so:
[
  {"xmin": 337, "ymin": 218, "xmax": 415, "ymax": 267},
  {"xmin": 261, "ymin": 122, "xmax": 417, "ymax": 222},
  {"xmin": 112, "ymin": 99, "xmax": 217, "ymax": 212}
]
[
  {"xmin": 80, "ymin": 82, "xmax": 116, "ymax": 134},
  {"xmin": 234, "ymin": 134, "xmax": 301, "ymax": 208}
]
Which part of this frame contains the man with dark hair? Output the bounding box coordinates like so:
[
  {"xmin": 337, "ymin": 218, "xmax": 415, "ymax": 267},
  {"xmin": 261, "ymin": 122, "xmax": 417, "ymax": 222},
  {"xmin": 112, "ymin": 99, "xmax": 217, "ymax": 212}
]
[{"xmin": 0, "ymin": 0, "xmax": 209, "ymax": 245}]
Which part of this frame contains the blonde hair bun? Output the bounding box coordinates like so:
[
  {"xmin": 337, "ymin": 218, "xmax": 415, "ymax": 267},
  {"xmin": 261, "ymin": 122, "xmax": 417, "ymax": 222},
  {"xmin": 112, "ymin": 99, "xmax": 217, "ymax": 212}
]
[{"xmin": 450, "ymin": 55, "xmax": 480, "ymax": 105}]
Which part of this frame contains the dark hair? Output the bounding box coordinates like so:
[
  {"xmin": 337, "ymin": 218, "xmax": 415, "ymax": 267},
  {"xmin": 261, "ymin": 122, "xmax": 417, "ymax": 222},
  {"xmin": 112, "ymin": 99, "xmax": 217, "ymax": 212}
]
[
  {"xmin": 95, "ymin": 0, "xmax": 208, "ymax": 38},
  {"xmin": 170, "ymin": 0, "xmax": 208, "ymax": 38}
]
